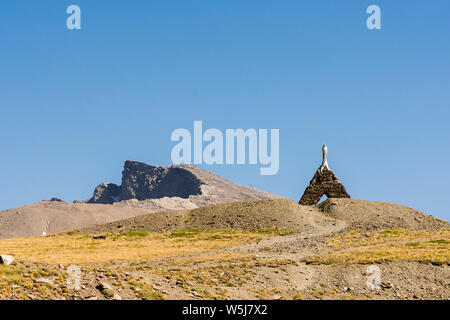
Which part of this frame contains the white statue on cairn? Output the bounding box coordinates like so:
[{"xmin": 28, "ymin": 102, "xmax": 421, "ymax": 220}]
[{"xmin": 320, "ymin": 144, "xmax": 330, "ymax": 173}]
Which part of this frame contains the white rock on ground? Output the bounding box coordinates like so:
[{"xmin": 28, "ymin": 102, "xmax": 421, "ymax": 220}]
[
  {"xmin": 0, "ymin": 255, "xmax": 15, "ymax": 265},
  {"xmin": 34, "ymin": 278, "xmax": 54, "ymax": 286}
]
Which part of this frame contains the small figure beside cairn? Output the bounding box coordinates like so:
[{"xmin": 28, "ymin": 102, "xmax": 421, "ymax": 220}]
[{"xmin": 299, "ymin": 144, "xmax": 350, "ymax": 206}]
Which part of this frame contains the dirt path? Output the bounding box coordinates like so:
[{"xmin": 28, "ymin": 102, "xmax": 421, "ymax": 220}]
[{"xmin": 126, "ymin": 217, "xmax": 348, "ymax": 299}]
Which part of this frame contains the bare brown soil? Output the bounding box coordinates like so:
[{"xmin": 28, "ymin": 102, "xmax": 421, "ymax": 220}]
[
  {"xmin": 0, "ymin": 201, "xmax": 155, "ymax": 239},
  {"xmin": 72, "ymin": 199, "xmax": 345, "ymax": 235},
  {"xmin": 318, "ymin": 198, "xmax": 447, "ymax": 231}
]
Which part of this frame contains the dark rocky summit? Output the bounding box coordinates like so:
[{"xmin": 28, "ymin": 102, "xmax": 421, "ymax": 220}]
[
  {"xmin": 87, "ymin": 161, "xmax": 203, "ymax": 204},
  {"xmin": 299, "ymin": 168, "xmax": 350, "ymax": 206},
  {"xmin": 121, "ymin": 161, "xmax": 203, "ymax": 200}
]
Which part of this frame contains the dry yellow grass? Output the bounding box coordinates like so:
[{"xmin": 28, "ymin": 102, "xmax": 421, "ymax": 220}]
[
  {"xmin": 0, "ymin": 229, "xmax": 276, "ymax": 265},
  {"xmin": 307, "ymin": 241, "xmax": 449, "ymax": 265},
  {"xmin": 327, "ymin": 229, "xmax": 450, "ymax": 250},
  {"xmin": 161, "ymin": 252, "xmax": 253, "ymax": 267},
  {"xmin": 306, "ymin": 229, "xmax": 450, "ymax": 265}
]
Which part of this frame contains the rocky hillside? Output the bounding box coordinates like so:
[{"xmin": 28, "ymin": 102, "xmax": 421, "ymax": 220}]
[
  {"xmin": 0, "ymin": 198, "xmax": 447, "ymax": 300},
  {"xmin": 86, "ymin": 161, "xmax": 280, "ymax": 209},
  {"xmin": 318, "ymin": 198, "xmax": 448, "ymax": 231},
  {"xmin": 69, "ymin": 199, "xmax": 346, "ymax": 235},
  {"xmin": 0, "ymin": 162, "xmax": 280, "ymax": 239},
  {"xmin": 72, "ymin": 198, "xmax": 449, "ymax": 236},
  {"xmin": 0, "ymin": 201, "xmax": 155, "ymax": 239}
]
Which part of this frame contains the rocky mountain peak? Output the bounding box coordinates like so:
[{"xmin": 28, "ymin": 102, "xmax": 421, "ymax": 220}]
[
  {"xmin": 85, "ymin": 160, "xmax": 278, "ymax": 207},
  {"xmin": 121, "ymin": 161, "xmax": 203, "ymax": 201},
  {"xmin": 87, "ymin": 161, "xmax": 203, "ymax": 204}
]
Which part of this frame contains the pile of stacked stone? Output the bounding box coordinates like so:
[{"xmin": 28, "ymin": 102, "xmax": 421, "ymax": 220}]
[{"xmin": 299, "ymin": 145, "xmax": 350, "ymax": 206}]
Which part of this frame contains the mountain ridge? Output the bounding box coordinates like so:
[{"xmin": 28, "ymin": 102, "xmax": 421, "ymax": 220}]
[
  {"xmin": 0, "ymin": 162, "xmax": 280, "ymax": 239},
  {"xmin": 85, "ymin": 161, "xmax": 280, "ymax": 209}
]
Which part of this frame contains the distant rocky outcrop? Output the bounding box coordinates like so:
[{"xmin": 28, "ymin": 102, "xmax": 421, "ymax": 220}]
[
  {"xmin": 121, "ymin": 161, "xmax": 203, "ymax": 201},
  {"xmin": 86, "ymin": 160, "xmax": 275, "ymax": 207},
  {"xmin": 88, "ymin": 183, "xmax": 121, "ymax": 205}
]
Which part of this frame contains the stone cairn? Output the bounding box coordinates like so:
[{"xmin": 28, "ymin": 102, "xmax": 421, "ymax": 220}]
[{"xmin": 299, "ymin": 144, "xmax": 350, "ymax": 206}]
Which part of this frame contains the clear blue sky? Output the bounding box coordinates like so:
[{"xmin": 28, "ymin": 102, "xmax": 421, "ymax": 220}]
[{"xmin": 0, "ymin": 1, "xmax": 449, "ymax": 220}]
